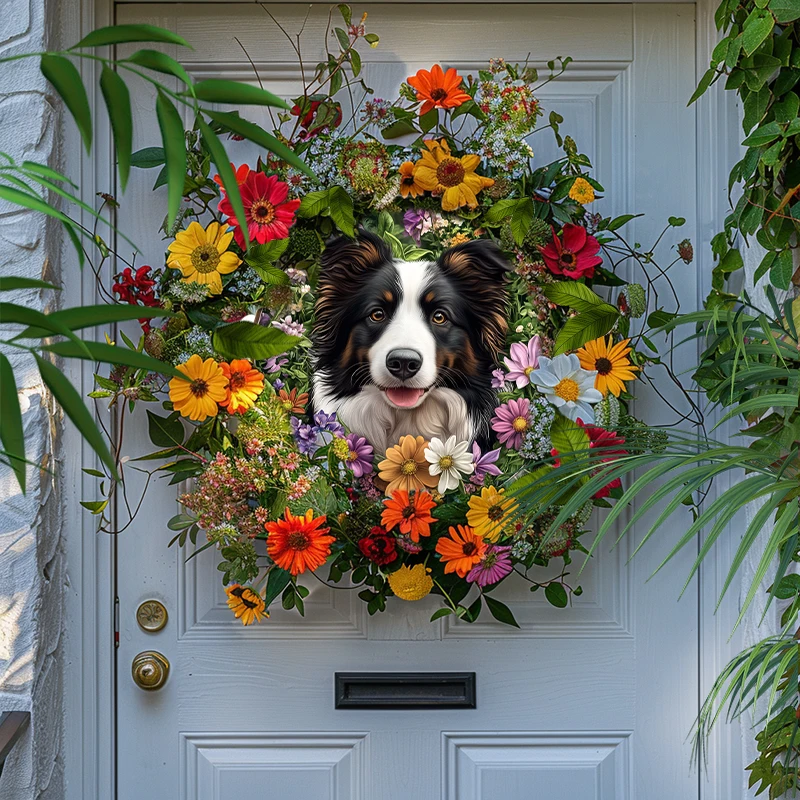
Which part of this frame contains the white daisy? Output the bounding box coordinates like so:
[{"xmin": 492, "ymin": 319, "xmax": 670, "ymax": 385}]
[
  {"xmin": 424, "ymin": 435, "xmax": 474, "ymax": 493},
  {"xmin": 529, "ymin": 353, "xmax": 602, "ymax": 423}
]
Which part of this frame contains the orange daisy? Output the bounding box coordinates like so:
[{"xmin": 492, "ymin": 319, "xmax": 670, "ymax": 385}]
[
  {"xmin": 407, "ymin": 64, "xmax": 471, "ymax": 116},
  {"xmin": 265, "ymin": 508, "xmax": 334, "ymax": 576},
  {"xmin": 435, "ymin": 525, "xmax": 487, "ymax": 578},
  {"xmin": 219, "ymin": 359, "xmax": 264, "ymax": 414},
  {"xmin": 378, "ymin": 435, "xmax": 439, "ymax": 495},
  {"xmin": 278, "ymin": 387, "xmax": 309, "ymax": 414},
  {"xmin": 576, "ymin": 336, "xmax": 639, "ymax": 397},
  {"xmin": 381, "ymin": 489, "xmax": 437, "ymax": 543},
  {"xmin": 225, "ymin": 584, "xmax": 267, "ymax": 625},
  {"xmin": 398, "ymin": 161, "xmax": 425, "ymax": 199}
]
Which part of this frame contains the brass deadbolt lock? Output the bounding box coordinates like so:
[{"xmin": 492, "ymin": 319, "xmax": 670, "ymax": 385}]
[
  {"xmin": 131, "ymin": 650, "xmax": 170, "ymax": 691},
  {"xmin": 136, "ymin": 599, "xmax": 168, "ymax": 632}
]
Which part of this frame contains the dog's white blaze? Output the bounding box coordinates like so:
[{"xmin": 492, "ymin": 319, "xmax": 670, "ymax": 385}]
[{"xmin": 368, "ymin": 260, "xmax": 438, "ymax": 391}]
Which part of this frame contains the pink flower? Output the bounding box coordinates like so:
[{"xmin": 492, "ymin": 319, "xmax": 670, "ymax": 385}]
[
  {"xmin": 503, "ymin": 336, "xmax": 541, "ymax": 388},
  {"xmin": 467, "ymin": 545, "xmax": 513, "ymax": 587},
  {"xmin": 218, "ymin": 172, "xmax": 300, "ymax": 249},
  {"xmin": 539, "ymin": 223, "xmax": 602, "ymax": 280},
  {"xmin": 491, "ymin": 397, "xmax": 531, "ymax": 450}
]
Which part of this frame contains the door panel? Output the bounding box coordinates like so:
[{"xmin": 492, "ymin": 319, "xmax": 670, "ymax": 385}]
[{"xmin": 115, "ymin": 4, "xmax": 699, "ymax": 799}]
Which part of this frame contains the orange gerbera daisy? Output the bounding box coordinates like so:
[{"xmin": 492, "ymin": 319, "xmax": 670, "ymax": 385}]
[
  {"xmin": 378, "ymin": 435, "xmax": 438, "ymax": 495},
  {"xmin": 407, "ymin": 64, "xmax": 471, "ymax": 116},
  {"xmin": 225, "ymin": 584, "xmax": 267, "ymax": 625},
  {"xmin": 278, "ymin": 387, "xmax": 309, "ymax": 414},
  {"xmin": 381, "ymin": 489, "xmax": 437, "ymax": 542},
  {"xmin": 220, "ymin": 359, "xmax": 264, "ymax": 414},
  {"xmin": 435, "ymin": 525, "xmax": 487, "ymax": 578},
  {"xmin": 576, "ymin": 336, "xmax": 639, "ymax": 397},
  {"xmin": 213, "ymin": 162, "xmax": 251, "ymax": 189},
  {"xmin": 265, "ymin": 508, "xmax": 334, "ymax": 576},
  {"xmin": 398, "ymin": 161, "xmax": 425, "ymax": 199}
]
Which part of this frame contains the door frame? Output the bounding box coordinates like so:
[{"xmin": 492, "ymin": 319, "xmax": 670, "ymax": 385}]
[{"xmin": 61, "ymin": 1, "xmax": 743, "ymax": 797}]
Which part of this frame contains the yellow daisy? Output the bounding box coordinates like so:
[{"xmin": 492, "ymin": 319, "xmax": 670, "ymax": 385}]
[
  {"xmin": 413, "ymin": 139, "xmax": 494, "ymax": 212},
  {"xmin": 166, "ymin": 220, "xmax": 242, "ymax": 295},
  {"xmin": 576, "ymin": 336, "xmax": 639, "ymax": 397},
  {"xmin": 387, "ymin": 564, "xmax": 434, "ymax": 601},
  {"xmin": 568, "ymin": 177, "xmax": 595, "ymax": 204},
  {"xmin": 466, "ymin": 485, "xmax": 518, "ymax": 542},
  {"xmin": 169, "ymin": 354, "xmax": 229, "ymax": 421},
  {"xmin": 225, "ymin": 584, "xmax": 267, "ymax": 625}
]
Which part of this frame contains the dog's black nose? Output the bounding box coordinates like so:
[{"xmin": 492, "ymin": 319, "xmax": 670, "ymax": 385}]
[{"xmin": 386, "ymin": 349, "xmax": 422, "ymax": 380}]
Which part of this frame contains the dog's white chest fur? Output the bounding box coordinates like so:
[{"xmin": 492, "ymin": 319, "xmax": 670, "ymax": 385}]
[{"xmin": 314, "ymin": 380, "xmax": 473, "ymax": 455}]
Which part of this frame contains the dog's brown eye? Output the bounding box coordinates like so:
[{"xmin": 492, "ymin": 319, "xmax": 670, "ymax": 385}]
[
  {"xmin": 369, "ymin": 308, "xmax": 385, "ymax": 322},
  {"xmin": 432, "ymin": 310, "xmax": 448, "ymax": 325}
]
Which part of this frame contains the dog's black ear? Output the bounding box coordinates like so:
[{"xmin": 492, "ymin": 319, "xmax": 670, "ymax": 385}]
[
  {"xmin": 438, "ymin": 238, "xmax": 510, "ymax": 356},
  {"xmin": 319, "ymin": 230, "xmax": 393, "ymax": 279}
]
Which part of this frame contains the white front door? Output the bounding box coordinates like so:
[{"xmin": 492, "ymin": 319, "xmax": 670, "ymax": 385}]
[{"xmin": 114, "ymin": 3, "xmax": 700, "ymax": 798}]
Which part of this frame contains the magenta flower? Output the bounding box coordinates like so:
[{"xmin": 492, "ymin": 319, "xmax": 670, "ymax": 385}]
[
  {"xmin": 471, "ymin": 442, "xmax": 502, "ymax": 482},
  {"xmin": 403, "ymin": 208, "xmax": 433, "ymax": 244},
  {"xmin": 344, "ymin": 433, "xmax": 374, "ymax": 478},
  {"xmin": 491, "ymin": 397, "xmax": 531, "ymax": 450},
  {"xmin": 503, "ymin": 335, "xmax": 541, "ymax": 388},
  {"xmin": 467, "ymin": 545, "xmax": 513, "ymax": 587},
  {"xmin": 491, "ymin": 368, "xmax": 508, "ymax": 390}
]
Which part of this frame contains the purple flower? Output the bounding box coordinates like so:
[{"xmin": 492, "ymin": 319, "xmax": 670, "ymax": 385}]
[
  {"xmin": 264, "ymin": 356, "xmax": 288, "ymax": 374},
  {"xmin": 467, "ymin": 545, "xmax": 513, "ymax": 587},
  {"xmin": 504, "ymin": 336, "xmax": 542, "ymax": 388},
  {"xmin": 344, "ymin": 433, "xmax": 374, "ymax": 478},
  {"xmin": 273, "ymin": 378, "xmax": 285, "ymax": 390},
  {"xmin": 290, "ymin": 416, "xmax": 318, "ymax": 455},
  {"xmin": 472, "ymin": 442, "xmax": 502, "ymax": 481},
  {"xmin": 491, "ymin": 368, "xmax": 508, "ymax": 390},
  {"xmin": 491, "ymin": 397, "xmax": 531, "ymax": 450},
  {"xmin": 273, "ymin": 315, "xmax": 305, "ymax": 337},
  {"xmin": 313, "ymin": 410, "xmax": 345, "ymax": 437},
  {"xmin": 403, "ymin": 208, "xmax": 433, "ymax": 245}
]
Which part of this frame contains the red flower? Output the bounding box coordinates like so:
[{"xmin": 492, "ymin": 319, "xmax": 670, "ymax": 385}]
[
  {"xmin": 539, "ymin": 224, "xmax": 602, "ymax": 280},
  {"xmin": 358, "ymin": 526, "xmax": 398, "ymax": 566},
  {"xmin": 213, "ymin": 163, "xmax": 251, "ymax": 190},
  {"xmin": 112, "ymin": 265, "xmax": 161, "ymax": 333},
  {"xmin": 218, "ymin": 172, "xmax": 301, "ymax": 250},
  {"xmin": 577, "ymin": 422, "xmax": 627, "ymax": 498},
  {"xmin": 290, "ymin": 97, "xmax": 343, "ymax": 140}
]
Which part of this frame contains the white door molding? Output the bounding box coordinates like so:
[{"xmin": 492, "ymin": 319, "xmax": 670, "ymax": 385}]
[{"xmin": 63, "ymin": 2, "xmax": 743, "ymax": 798}]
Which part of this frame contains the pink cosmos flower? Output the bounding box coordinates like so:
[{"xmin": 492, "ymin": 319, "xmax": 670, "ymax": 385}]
[
  {"xmin": 503, "ymin": 335, "xmax": 542, "ymax": 388},
  {"xmin": 467, "ymin": 545, "xmax": 513, "ymax": 587},
  {"xmin": 491, "ymin": 397, "xmax": 531, "ymax": 450},
  {"xmin": 218, "ymin": 172, "xmax": 301, "ymax": 249}
]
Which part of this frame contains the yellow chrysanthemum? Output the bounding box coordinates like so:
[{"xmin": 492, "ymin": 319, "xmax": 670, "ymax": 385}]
[
  {"xmin": 466, "ymin": 485, "xmax": 518, "ymax": 542},
  {"xmin": 413, "ymin": 139, "xmax": 494, "ymax": 212},
  {"xmin": 166, "ymin": 220, "xmax": 242, "ymax": 295},
  {"xmin": 226, "ymin": 584, "xmax": 267, "ymax": 626},
  {"xmin": 576, "ymin": 336, "xmax": 639, "ymax": 397},
  {"xmin": 568, "ymin": 177, "xmax": 595, "ymax": 204},
  {"xmin": 169, "ymin": 354, "xmax": 229, "ymax": 421},
  {"xmin": 387, "ymin": 563, "xmax": 434, "ymax": 601}
]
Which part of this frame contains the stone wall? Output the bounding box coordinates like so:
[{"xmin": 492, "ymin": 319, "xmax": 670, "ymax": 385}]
[{"xmin": 0, "ymin": 0, "xmax": 65, "ymax": 797}]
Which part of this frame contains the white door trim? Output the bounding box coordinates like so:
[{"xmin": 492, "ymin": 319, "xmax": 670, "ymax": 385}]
[{"xmin": 62, "ymin": 2, "xmax": 742, "ymax": 798}]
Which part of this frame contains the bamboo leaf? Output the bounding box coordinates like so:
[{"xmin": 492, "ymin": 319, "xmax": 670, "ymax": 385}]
[
  {"xmin": 15, "ymin": 303, "xmax": 168, "ymax": 339},
  {"xmin": 0, "ymin": 353, "xmax": 25, "ymax": 492},
  {"xmin": 124, "ymin": 49, "xmax": 192, "ymax": 86},
  {"xmin": 0, "ymin": 277, "xmax": 59, "ymax": 291},
  {"xmin": 70, "ymin": 23, "xmax": 190, "ymax": 49},
  {"xmin": 192, "ymin": 80, "xmax": 289, "ymax": 109},
  {"xmin": 100, "ymin": 66, "xmax": 133, "ymax": 190},
  {"xmin": 0, "ymin": 302, "xmax": 90, "ymax": 356},
  {"xmin": 40, "ymin": 55, "xmax": 92, "ymax": 154},
  {"xmin": 40, "ymin": 340, "xmax": 186, "ymax": 380},
  {"xmin": 155, "ymin": 90, "xmax": 187, "ymax": 229}
]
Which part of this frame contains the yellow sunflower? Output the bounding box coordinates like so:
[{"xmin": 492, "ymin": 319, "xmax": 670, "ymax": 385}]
[
  {"xmin": 387, "ymin": 564, "xmax": 433, "ymax": 601},
  {"xmin": 466, "ymin": 485, "xmax": 518, "ymax": 542},
  {"xmin": 413, "ymin": 139, "xmax": 494, "ymax": 211},
  {"xmin": 169, "ymin": 354, "xmax": 229, "ymax": 421},
  {"xmin": 166, "ymin": 220, "xmax": 242, "ymax": 295},
  {"xmin": 576, "ymin": 336, "xmax": 639, "ymax": 397},
  {"xmin": 568, "ymin": 177, "xmax": 595, "ymax": 204},
  {"xmin": 225, "ymin": 584, "xmax": 267, "ymax": 625}
]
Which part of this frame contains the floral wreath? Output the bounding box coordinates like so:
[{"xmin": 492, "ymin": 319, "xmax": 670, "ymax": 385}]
[{"xmin": 97, "ymin": 12, "xmax": 679, "ymax": 628}]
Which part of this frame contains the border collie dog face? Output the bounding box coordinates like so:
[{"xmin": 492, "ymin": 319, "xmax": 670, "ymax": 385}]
[{"xmin": 312, "ymin": 232, "xmax": 509, "ymax": 454}]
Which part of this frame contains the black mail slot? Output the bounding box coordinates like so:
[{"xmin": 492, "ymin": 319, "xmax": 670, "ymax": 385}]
[{"xmin": 334, "ymin": 672, "xmax": 476, "ymax": 709}]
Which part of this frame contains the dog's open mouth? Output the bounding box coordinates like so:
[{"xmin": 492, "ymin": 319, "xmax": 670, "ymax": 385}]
[{"xmin": 383, "ymin": 387, "xmax": 428, "ymax": 408}]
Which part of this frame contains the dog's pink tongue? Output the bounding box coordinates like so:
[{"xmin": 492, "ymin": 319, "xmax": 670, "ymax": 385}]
[{"xmin": 385, "ymin": 387, "xmax": 425, "ymax": 408}]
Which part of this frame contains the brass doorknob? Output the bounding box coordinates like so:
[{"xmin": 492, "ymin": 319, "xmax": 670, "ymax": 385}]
[{"xmin": 131, "ymin": 650, "xmax": 170, "ymax": 691}]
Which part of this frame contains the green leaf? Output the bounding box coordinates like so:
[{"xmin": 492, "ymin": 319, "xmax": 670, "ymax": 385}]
[
  {"xmin": 19, "ymin": 161, "xmax": 78, "ymax": 189},
  {"xmin": 297, "ymin": 189, "xmax": 330, "ymax": 218},
  {"xmin": 430, "ymin": 607, "xmax": 454, "ymax": 622},
  {"xmin": 130, "ymin": 146, "xmax": 165, "ymax": 169},
  {"xmin": 36, "ymin": 354, "xmax": 117, "ymax": 478},
  {"xmin": 544, "ymin": 583, "xmax": 569, "ymax": 608},
  {"xmin": 40, "ymin": 55, "xmax": 92, "ymax": 154},
  {"xmin": 198, "ymin": 117, "xmax": 248, "ymax": 250},
  {"xmin": 689, "ymin": 67, "xmax": 718, "ymax": 105},
  {"xmin": 335, "ymin": 27, "xmax": 350, "ymax": 51},
  {"xmin": 0, "ymin": 353, "xmax": 25, "ymax": 492},
  {"xmin": 484, "ymin": 595, "xmax": 520, "ymax": 627},
  {"xmin": 419, "ymin": 107, "xmax": 438, "ymax": 133},
  {"xmin": 553, "ymin": 307, "xmax": 620, "ymax": 354},
  {"xmin": 742, "ymin": 120, "xmax": 782, "ymax": 146},
  {"xmin": 542, "ymin": 281, "xmax": 608, "ymax": 312},
  {"xmin": 338, "ymin": 4, "xmax": 352, "ymax": 25},
  {"xmin": 193, "ymin": 79, "xmax": 289, "ymax": 109},
  {"xmin": 327, "ymin": 185, "xmax": 355, "ymax": 236},
  {"xmin": 155, "ymin": 90, "xmax": 186, "ymax": 231},
  {"xmin": 15, "ymin": 303, "xmax": 168, "ymax": 339},
  {"xmin": 146, "ymin": 410, "xmax": 185, "ymax": 449},
  {"xmin": 99, "ymin": 66, "xmax": 133, "ymax": 190},
  {"xmin": 364, "ymin": 33, "xmax": 379, "ymax": 47},
  {"xmin": 205, "ymin": 110, "xmax": 313, "ymax": 177},
  {"xmin": 212, "ymin": 321, "xmax": 300, "ymax": 361},
  {"xmin": 510, "ymin": 198, "xmax": 534, "ymax": 246},
  {"xmin": 484, "ymin": 198, "xmax": 521, "ymax": 225},
  {"xmin": 742, "ymin": 9, "xmax": 775, "ymax": 56},
  {"xmin": 0, "ymin": 302, "xmax": 90, "ymax": 355},
  {"xmin": 263, "ymin": 567, "xmax": 292, "ymax": 607},
  {"xmin": 40, "ymin": 340, "xmax": 186, "ymax": 380},
  {"xmin": 381, "ymin": 118, "xmax": 419, "ymax": 139},
  {"xmin": 605, "ymin": 214, "xmax": 638, "ymax": 231},
  {"xmin": 124, "ymin": 49, "xmax": 192, "ymax": 86},
  {"xmin": 769, "ymin": 248, "xmax": 793, "ymax": 290},
  {"xmin": 0, "ymin": 277, "xmax": 59, "ymax": 291},
  {"xmin": 70, "ymin": 23, "xmax": 190, "ymax": 49},
  {"xmin": 770, "ymin": 0, "xmax": 800, "ymax": 22},
  {"xmin": 550, "ymin": 415, "xmax": 590, "ymax": 458},
  {"xmin": 247, "ymin": 239, "xmax": 290, "ymax": 270}
]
